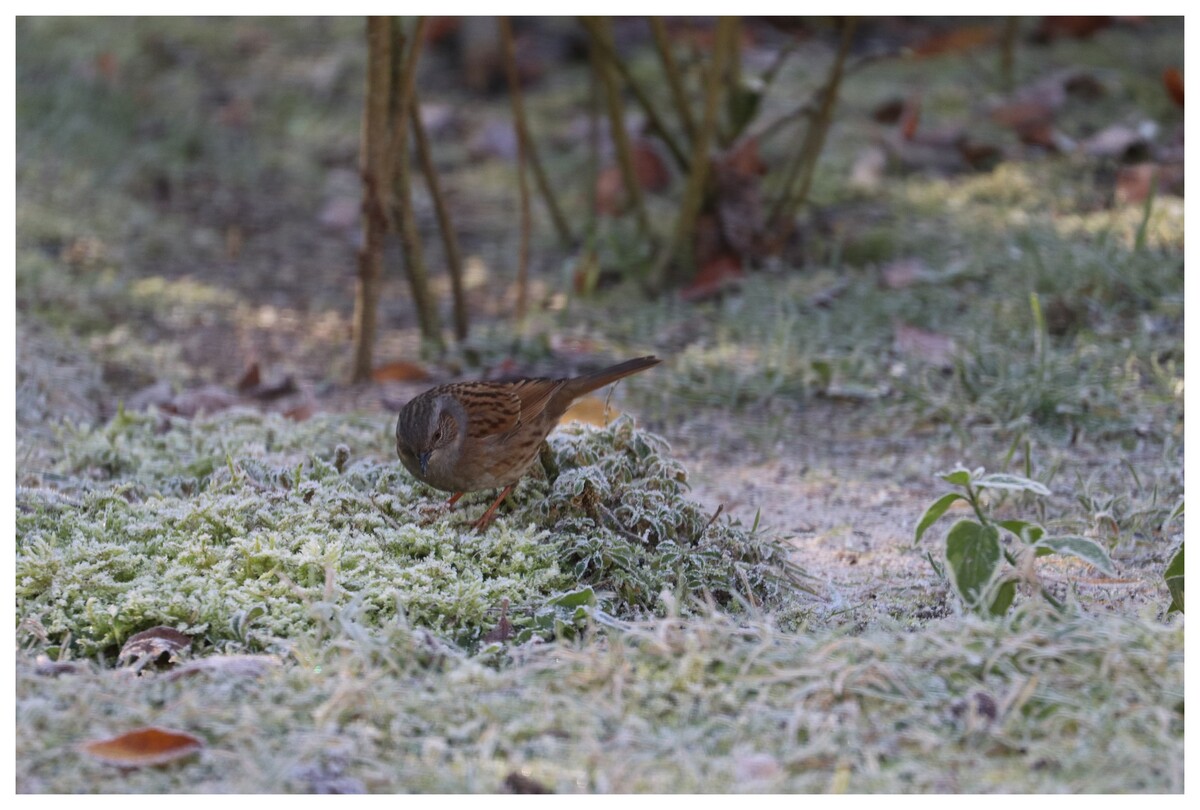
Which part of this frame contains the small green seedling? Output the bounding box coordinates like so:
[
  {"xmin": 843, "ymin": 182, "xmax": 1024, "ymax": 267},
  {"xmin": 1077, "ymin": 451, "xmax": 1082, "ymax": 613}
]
[{"xmin": 915, "ymin": 466, "xmax": 1116, "ymax": 615}]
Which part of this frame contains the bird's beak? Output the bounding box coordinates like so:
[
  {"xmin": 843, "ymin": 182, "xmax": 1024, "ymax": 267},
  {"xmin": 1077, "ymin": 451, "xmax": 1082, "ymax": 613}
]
[{"xmin": 418, "ymin": 451, "xmax": 431, "ymax": 476}]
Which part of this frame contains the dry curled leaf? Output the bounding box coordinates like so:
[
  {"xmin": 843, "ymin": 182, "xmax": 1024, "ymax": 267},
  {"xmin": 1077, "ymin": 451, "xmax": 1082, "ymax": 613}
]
[
  {"xmin": 82, "ymin": 727, "xmax": 204, "ymax": 768},
  {"xmin": 482, "ymin": 597, "xmax": 513, "ymax": 643},
  {"xmin": 118, "ymin": 626, "xmax": 191, "ymax": 667}
]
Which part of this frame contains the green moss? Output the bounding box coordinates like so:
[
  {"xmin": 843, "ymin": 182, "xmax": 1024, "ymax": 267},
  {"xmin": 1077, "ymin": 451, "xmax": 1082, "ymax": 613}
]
[{"xmin": 18, "ymin": 410, "xmax": 807, "ymax": 655}]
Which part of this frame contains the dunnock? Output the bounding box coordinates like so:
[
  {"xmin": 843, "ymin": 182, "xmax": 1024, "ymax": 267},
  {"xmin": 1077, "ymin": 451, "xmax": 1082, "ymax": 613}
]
[{"xmin": 396, "ymin": 356, "xmax": 660, "ymax": 530}]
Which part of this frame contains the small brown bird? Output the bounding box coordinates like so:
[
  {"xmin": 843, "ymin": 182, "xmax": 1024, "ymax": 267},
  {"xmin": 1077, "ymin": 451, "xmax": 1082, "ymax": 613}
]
[{"xmin": 396, "ymin": 356, "xmax": 661, "ymax": 530}]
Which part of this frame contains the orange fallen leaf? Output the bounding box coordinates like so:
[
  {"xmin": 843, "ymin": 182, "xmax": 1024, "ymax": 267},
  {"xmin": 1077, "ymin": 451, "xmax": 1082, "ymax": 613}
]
[
  {"xmin": 371, "ymin": 360, "xmax": 430, "ymax": 383},
  {"xmin": 82, "ymin": 727, "xmax": 204, "ymax": 768},
  {"xmin": 559, "ymin": 395, "xmax": 622, "ymax": 428}
]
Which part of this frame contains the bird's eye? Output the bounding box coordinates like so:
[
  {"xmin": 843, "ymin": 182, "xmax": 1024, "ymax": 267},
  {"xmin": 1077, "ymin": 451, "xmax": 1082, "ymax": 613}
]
[{"xmin": 433, "ymin": 429, "xmax": 443, "ymax": 443}]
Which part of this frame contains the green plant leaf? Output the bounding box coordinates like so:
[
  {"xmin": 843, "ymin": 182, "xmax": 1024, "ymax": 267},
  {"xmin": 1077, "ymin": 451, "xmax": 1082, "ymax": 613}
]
[
  {"xmin": 1033, "ymin": 535, "xmax": 1116, "ymax": 576},
  {"xmin": 940, "ymin": 469, "xmax": 973, "ymax": 488},
  {"xmin": 989, "ymin": 576, "xmax": 1018, "ymax": 616},
  {"xmin": 1164, "ymin": 543, "xmax": 1183, "ymax": 614},
  {"xmin": 997, "ymin": 519, "xmax": 1045, "ymax": 545},
  {"xmin": 914, "ymin": 493, "xmax": 965, "ymax": 544},
  {"xmin": 945, "ymin": 520, "xmax": 1001, "ymax": 609},
  {"xmin": 547, "ymin": 587, "xmax": 596, "ymax": 609},
  {"xmin": 974, "ymin": 473, "xmax": 1051, "ymax": 496}
]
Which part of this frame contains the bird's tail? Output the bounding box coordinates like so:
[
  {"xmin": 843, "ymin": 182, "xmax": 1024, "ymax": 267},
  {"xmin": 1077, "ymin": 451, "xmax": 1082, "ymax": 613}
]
[{"xmin": 564, "ymin": 355, "xmax": 661, "ymax": 398}]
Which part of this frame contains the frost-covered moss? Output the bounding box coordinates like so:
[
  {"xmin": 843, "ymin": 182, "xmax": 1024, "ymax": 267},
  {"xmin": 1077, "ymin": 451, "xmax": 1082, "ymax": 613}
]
[{"xmin": 17, "ymin": 409, "xmax": 807, "ymax": 655}]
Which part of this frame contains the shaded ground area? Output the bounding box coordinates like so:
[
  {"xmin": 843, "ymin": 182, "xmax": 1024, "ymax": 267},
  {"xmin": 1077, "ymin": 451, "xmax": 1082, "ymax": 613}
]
[{"xmin": 15, "ymin": 17, "xmax": 1183, "ymax": 792}]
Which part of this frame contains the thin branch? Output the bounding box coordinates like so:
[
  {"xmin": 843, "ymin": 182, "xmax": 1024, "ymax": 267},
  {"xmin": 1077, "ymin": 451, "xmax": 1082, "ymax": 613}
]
[
  {"xmin": 768, "ymin": 17, "xmax": 857, "ymax": 231},
  {"xmin": 409, "ymin": 86, "xmax": 468, "ymax": 341},
  {"xmin": 581, "ymin": 16, "xmax": 690, "ymax": 173},
  {"xmin": 649, "ymin": 17, "xmax": 696, "ymax": 144},
  {"xmin": 390, "ymin": 16, "xmax": 443, "ymax": 348},
  {"xmin": 653, "ymin": 15, "xmax": 730, "ymax": 287},
  {"xmin": 499, "ymin": 17, "xmax": 575, "ymax": 250},
  {"xmin": 500, "ymin": 17, "xmax": 532, "ymax": 321},
  {"xmin": 587, "ymin": 17, "xmax": 653, "ymax": 240},
  {"xmin": 351, "ymin": 16, "xmax": 395, "ymax": 382}
]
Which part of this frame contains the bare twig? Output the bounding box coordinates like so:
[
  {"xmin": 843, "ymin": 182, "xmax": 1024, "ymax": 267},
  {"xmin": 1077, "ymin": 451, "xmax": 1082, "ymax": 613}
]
[
  {"xmin": 653, "ymin": 15, "xmax": 731, "ymax": 286},
  {"xmin": 409, "ymin": 86, "xmax": 468, "ymax": 341},
  {"xmin": 351, "ymin": 16, "xmax": 395, "ymax": 382},
  {"xmin": 581, "ymin": 16, "xmax": 690, "ymax": 173},
  {"xmin": 586, "ymin": 17, "xmax": 653, "ymax": 241},
  {"xmin": 390, "ymin": 16, "xmax": 443, "ymax": 348},
  {"xmin": 500, "ymin": 18, "xmax": 574, "ymax": 250},
  {"xmin": 768, "ymin": 17, "xmax": 857, "ymax": 231},
  {"xmin": 500, "ymin": 16, "xmax": 533, "ymax": 320},
  {"xmin": 649, "ymin": 17, "xmax": 696, "ymax": 144}
]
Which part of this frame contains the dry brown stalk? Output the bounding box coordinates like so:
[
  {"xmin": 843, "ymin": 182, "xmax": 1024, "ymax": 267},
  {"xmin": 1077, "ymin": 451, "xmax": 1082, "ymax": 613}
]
[
  {"xmin": 410, "ymin": 86, "xmax": 468, "ymax": 340},
  {"xmin": 500, "ymin": 17, "xmax": 533, "ymax": 320},
  {"xmin": 351, "ymin": 16, "xmax": 396, "ymax": 382}
]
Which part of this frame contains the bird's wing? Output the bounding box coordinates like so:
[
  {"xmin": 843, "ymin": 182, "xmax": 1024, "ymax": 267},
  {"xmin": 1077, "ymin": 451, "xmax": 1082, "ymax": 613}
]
[{"xmin": 508, "ymin": 378, "xmax": 569, "ymax": 427}]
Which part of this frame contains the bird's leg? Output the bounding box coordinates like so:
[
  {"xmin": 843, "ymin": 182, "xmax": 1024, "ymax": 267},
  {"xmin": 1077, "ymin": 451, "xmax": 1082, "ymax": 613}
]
[
  {"xmin": 446, "ymin": 492, "xmax": 464, "ymax": 508},
  {"xmin": 472, "ymin": 483, "xmax": 516, "ymax": 532}
]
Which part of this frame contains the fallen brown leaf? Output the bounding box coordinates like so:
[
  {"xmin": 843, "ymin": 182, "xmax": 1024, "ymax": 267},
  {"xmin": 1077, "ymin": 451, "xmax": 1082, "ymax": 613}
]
[
  {"xmin": 82, "ymin": 727, "xmax": 204, "ymax": 768},
  {"xmin": 1033, "ymin": 16, "xmax": 1111, "ymax": 43},
  {"xmin": 911, "ymin": 25, "xmax": 997, "ymax": 58},
  {"xmin": 284, "ymin": 402, "xmax": 316, "ymax": 422},
  {"xmin": 680, "ymin": 253, "xmax": 745, "ymax": 302},
  {"xmin": 1163, "ymin": 67, "xmax": 1184, "ymax": 107},
  {"xmin": 236, "ymin": 362, "xmax": 262, "ymax": 392},
  {"xmin": 631, "ymin": 139, "xmax": 671, "ymax": 192},
  {"xmin": 371, "ymin": 360, "xmax": 431, "ymax": 383}
]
